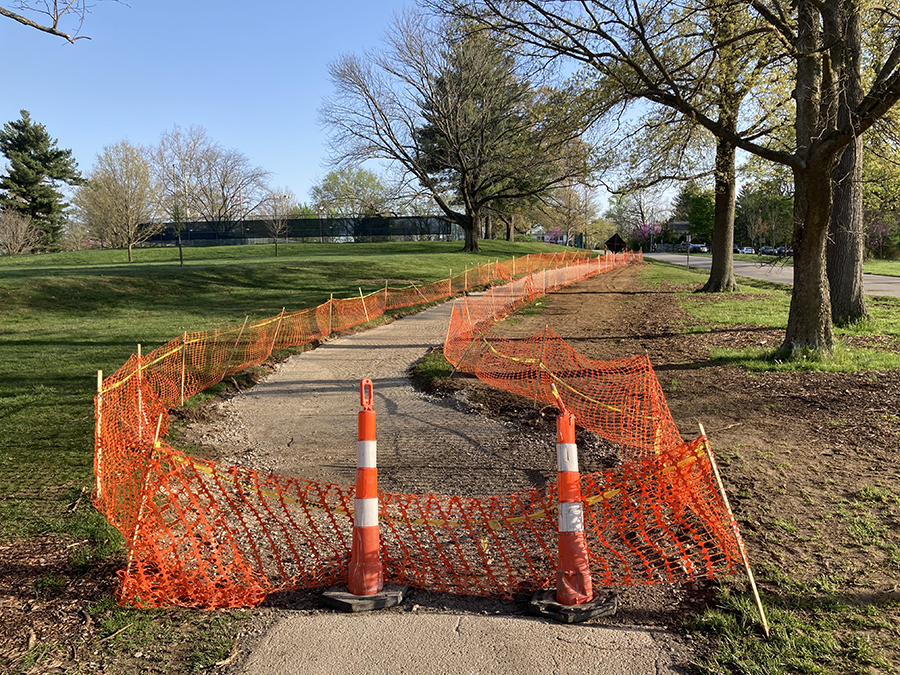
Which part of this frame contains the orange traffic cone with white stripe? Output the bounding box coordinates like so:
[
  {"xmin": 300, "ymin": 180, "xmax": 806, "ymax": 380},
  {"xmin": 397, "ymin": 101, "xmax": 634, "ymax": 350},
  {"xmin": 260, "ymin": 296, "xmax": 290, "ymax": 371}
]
[
  {"xmin": 530, "ymin": 384, "xmax": 616, "ymax": 623},
  {"xmin": 349, "ymin": 378, "xmax": 384, "ymax": 596},
  {"xmin": 553, "ymin": 390, "xmax": 593, "ymax": 606}
]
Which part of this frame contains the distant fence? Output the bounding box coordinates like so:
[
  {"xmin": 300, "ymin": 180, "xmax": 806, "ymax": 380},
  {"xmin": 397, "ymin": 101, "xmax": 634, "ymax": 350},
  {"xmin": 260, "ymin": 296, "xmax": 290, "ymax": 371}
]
[
  {"xmin": 93, "ymin": 249, "xmax": 748, "ymax": 609},
  {"xmin": 145, "ymin": 216, "xmax": 456, "ymax": 245}
]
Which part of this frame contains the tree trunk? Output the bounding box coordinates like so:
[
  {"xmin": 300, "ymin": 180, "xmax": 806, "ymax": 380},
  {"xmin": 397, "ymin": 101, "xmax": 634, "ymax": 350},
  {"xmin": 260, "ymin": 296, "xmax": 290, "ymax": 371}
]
[
  {"xmin": 462, "ymin": 213, "xmax": 481, "ymax": 252},
  {"xmin": 781, "ymin": 0, "xmax": 836, "ymax": 355},
  {"xmin": 128, "ymin": 243, "xmax": 133, "ymax": 263},
  {"xmin": 702, "ymin": 137, "xmax": 738, "ymax": 292},
  {"xmin": 506, "ymin": 219, "xmax": 514, "ymax": 242},
  {"xmin": 827, "ymin": 135, "xmax": 867, "ymax": 324},
  {"xmin": 780, "ymin": 165, "xmax": 835, "ymax": 354},
  {"xmin": 826, "ymin": 3, "xmax": 868, "ymax": 326}
]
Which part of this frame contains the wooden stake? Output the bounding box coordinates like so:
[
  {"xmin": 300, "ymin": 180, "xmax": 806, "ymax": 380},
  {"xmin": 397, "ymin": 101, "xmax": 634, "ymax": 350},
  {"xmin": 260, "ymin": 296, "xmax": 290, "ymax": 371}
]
[
  {"xmin": 329, "ymin": 293, "xmax": 334, "ymax": 332},
  {"xmin": 180, "ymin": 332, "xmax": 187, "ymax": 406},
  {"xmin": 223, "ymin": 316, "xmax": 249, "ymax": 381},
  {"xmin": 270, "ymin": 308, "xmax": 286, "ymax": 354},
  {"xmin": 359, "ymin": 288, "xmax": 370, "ymax": 322},
  {"xmin": 700, "ymin": 422, "xmax": 770, "ymax": 638},
  {"xmin": 95, "ymin": 369, "xmax": 103, "ymax": 499},
  {"xmin": 136, "ymin": 344, "xmax": 143, "ymax": 443},
  {"xmin": 124, "ymin": 413, "xmax": 164, "ymax": 574},
  {"xmin": 449, "ymin": 331, "xmax": 481, "ymax": 378},
  {"xmin": 153, "ymin": 412, "xmax": 164, "ymax": 447}
]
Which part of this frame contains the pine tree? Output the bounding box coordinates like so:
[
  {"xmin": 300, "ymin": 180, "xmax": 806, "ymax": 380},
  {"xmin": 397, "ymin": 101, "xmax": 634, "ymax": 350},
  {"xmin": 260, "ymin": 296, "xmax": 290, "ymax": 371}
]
[{"xmin": 0, "ymin": 110, "xmax": 83, "ymax": 247}]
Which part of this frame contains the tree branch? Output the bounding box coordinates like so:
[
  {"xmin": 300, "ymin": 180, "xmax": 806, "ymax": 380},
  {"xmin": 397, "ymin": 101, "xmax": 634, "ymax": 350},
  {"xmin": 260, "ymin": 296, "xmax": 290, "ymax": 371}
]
[{"xmin": 0, "ymin": 5, "xmax": 85, "ymax": 41}]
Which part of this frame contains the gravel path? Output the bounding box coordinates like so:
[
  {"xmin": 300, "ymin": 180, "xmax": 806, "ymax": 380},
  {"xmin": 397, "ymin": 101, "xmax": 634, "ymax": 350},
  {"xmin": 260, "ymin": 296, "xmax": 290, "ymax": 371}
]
[{"xmin": 193, "ymin": 296, "xmax": 562, "ymax": 496}]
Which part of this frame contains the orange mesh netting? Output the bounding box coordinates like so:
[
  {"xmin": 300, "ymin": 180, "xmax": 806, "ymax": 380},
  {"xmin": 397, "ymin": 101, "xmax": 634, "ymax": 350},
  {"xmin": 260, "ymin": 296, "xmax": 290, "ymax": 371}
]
[{"xmin": 93, "ymin": 249, "xmax": 748, "ymax": 609}]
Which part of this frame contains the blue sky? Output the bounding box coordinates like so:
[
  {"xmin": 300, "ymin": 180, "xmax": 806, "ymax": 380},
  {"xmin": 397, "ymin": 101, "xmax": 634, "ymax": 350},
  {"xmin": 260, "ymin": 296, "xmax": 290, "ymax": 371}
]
[{"xmin": 0, "ymin": 0, "xmax": 410, "ymax": 203}]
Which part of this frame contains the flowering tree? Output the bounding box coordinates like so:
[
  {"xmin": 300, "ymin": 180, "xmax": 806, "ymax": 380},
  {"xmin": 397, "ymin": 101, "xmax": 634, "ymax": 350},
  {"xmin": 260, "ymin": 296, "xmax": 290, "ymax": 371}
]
[{"xmin": 631, "ymin": 222, "xmax": 662, "ymax": 246}]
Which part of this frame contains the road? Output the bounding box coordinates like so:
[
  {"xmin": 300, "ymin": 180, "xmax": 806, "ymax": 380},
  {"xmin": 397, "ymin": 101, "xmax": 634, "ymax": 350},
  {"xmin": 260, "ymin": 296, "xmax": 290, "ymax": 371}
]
[{"xmin": 646, "ymin": 252, "xmax": 900, "ymax": 298}]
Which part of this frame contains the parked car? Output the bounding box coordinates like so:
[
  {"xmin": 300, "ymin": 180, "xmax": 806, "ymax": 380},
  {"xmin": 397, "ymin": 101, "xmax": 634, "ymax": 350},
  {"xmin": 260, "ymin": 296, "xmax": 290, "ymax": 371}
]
[
  {"xmin": 758, "ymin": 246, "xmax": 778, "ymax": 256},
  {"xmin": 740, "ymin": 246, "xmax": 755, "ymax": 254},
  {"xmin": 733, "ymin": 245, "xmax": 741, "ymax": 254},
  {"xmin": 677, "ymin": 242, "xmax": 688, "ymax": 252},
  {"xmin": 776, "ymin": 246, "xmax": 793, "ymax": 256},
  {"xmin": 689, "ymin": 243, "xmax": 708, "ymax": 253}
]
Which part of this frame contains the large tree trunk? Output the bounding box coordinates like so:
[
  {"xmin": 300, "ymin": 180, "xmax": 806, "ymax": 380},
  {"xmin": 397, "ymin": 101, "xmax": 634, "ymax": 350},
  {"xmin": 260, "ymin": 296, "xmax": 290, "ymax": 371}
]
[
  {"xmin": 781, "ymin": 165, "xmax": 835, "ymax": 354},
  {"xmin": 462, "ymin": 212, "xmax": 481, "ymax": 252},
  {"xmin": 702, "ymin": 137, "xmax": 738, "ymax": 292},
  {"xmin": 702, "ymin": 0, "xmax": 739, "ymax": 293},
  {"xmin": 827, "ymin": 136, "xmax": 867, "ymax": 324},
  {"xmin": 826, "ymin": 2, "xmax": 868, "ymax": 325},
  {"xmin": 781, "ymin": 0, "xmax": 836, "ymax": 355}
]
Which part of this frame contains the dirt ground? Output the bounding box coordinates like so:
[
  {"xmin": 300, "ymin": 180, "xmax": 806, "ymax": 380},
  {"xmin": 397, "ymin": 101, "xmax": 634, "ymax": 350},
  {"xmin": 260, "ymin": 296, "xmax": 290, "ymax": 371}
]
[{"xmin": 3, "ymin": 261, "xmax": 900, "ymax": 673}]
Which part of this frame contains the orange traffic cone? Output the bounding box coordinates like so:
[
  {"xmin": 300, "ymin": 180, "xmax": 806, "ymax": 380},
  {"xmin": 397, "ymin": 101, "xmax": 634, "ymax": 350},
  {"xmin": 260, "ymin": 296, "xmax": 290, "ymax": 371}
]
[{"xmin": 348, "ymin": 378, "xmax": 384, "ymax": 596}]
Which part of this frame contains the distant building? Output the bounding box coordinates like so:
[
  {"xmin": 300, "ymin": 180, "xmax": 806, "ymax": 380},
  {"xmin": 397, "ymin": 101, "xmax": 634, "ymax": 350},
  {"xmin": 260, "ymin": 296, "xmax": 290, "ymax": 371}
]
[{"xmin": 669, "ymin": 221, "xmax": 690, "ymax": 237}]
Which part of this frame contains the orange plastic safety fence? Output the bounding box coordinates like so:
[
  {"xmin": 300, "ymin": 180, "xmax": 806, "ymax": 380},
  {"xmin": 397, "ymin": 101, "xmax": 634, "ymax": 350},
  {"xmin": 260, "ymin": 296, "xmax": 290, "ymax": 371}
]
[
  {"xmin": 94, "ymin": 247, "xmax": 747, "ymax": 609},
  {"xmin": 115, "ymin": 435, "xmax": 737, "ymax": 608}
]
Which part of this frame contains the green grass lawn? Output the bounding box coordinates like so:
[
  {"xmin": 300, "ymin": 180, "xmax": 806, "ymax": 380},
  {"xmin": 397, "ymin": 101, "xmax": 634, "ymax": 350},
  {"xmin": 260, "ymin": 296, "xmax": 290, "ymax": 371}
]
[
  {"xmin": 643, "ymin": 260, "xmax": 900, "ymax": 370},
  {"xmin": 0, "ymin": 239, "xmax": 564, "ymax": 540}
]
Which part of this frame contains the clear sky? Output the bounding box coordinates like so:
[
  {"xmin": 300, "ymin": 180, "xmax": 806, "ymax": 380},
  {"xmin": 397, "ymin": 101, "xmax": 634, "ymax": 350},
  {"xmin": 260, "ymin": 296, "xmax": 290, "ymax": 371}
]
[{"xmin": 0, "ymin": 0, "xmax": 411, "ymax": 203}]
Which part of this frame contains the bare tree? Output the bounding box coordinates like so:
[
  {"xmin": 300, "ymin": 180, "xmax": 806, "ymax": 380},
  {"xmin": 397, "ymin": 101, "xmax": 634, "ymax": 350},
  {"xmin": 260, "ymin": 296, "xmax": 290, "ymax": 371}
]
[
  {"xmin": 149, "ymin": 125, "xmax": 271, "ymax": 239},
  {"xmin": 320, "ymin": 8, "xmax": 593, "ymax": 252},
  {"xmin": 72, "ymin": 141, "xmax": 160, "ymax": 262},
  {"xmin": 261, "ymin": 189, "xmax": 296, "ymax": 257},
  {"xmin": 193, "ymin": 146, "xmax": 271, "ymax": 235},
  {"xmin": 539, "ymin": 184, "xmax": 599, "ymax": 246},
  {"xmin": 0, "ymin": 208, "xmax": 42, "ymax": 254},
  {"xmin": 1, "ymin": 1, "xmax": 120, "ymax": 42}
]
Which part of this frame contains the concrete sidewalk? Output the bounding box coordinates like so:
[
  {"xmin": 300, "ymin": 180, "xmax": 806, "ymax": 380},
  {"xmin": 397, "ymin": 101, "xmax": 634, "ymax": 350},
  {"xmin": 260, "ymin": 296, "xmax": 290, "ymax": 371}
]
[
  {"xmin": 213, "ymin": 290, "xmax": 698, "ymax": 675},
  {"xmin": 234, "ymin": 611, "xmax": 693, "ymax": 674}
]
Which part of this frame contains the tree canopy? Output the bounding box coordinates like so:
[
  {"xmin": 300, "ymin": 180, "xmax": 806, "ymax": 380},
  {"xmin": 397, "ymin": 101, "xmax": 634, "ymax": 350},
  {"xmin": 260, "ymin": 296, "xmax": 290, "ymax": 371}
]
[
  {"xmin": 72, "ymin": 141, "xmax": 159, "ymax": 262},
  {"xmin": 310, "ymin": 167, "xmax": 391, "ymax": 217},
  {"xmin": 449, "ymin": 0, "xmax": 900, "ymax": 355}
]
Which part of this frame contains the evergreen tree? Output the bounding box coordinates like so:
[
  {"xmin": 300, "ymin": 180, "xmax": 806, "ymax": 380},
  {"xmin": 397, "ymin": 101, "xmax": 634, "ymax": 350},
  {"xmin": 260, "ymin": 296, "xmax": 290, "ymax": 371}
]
[{"xmin": 0, "ymin": 110, "xmax": 83, "ymax": 247}]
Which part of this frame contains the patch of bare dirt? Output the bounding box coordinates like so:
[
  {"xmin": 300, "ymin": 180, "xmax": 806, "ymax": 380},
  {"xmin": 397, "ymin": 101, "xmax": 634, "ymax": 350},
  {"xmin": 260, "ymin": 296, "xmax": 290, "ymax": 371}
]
[
  {"xmin": 0, "ymin": 536, "xmax": 122, "ymax": 672},
  {"xmin": 443, "ymin": 263, "xmax": 900, "ymax": 666}
]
